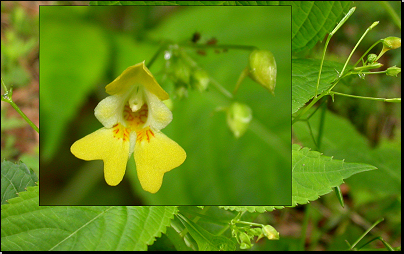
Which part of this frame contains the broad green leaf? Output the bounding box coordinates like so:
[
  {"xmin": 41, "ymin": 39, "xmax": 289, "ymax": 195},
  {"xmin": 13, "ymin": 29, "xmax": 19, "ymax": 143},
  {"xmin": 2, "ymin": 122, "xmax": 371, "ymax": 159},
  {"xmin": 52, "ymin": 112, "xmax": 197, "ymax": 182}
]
[
  {"xmin": 40, "ymin": 8, "xmax": 109, "ymax": 161},
  {"xmin": 292, "ymin": 58, "xmax": 348, "ymax": 114},
  {"xmin": 1, "ymin": 186, "xmax": 178, "ymax": 251},
  {"xmin": 291, "ymin": 144, "xmax": 376, "ymax": 206},
  {"xmin": 293, "ymin": 108, "xmax": 401, "ymax": 201},
  {"xmin": 287, "ymin": 1, "xmax": 352, "ymax": 53},
  {"xmin": 219, "ymin": 206, "xmax": 281, "ymax": 213},
  {"xmin": 220, "ymin": 145, "xmax": 377, "ymax": 212},
  {"xmin": 1, "ymin": 160, "xmax": 38, "ymax": 205},
  {"xmin": 176, "ymin": 213, "xmax": 236, "ymax": 251}
]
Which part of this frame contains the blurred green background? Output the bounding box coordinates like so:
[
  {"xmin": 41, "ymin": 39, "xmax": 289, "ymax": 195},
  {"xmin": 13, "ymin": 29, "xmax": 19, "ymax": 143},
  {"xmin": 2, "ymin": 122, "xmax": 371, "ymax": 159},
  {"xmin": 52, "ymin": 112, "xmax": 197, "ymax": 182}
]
[{"xmin": 39, "ymin": 6, "xmax": 291, "ymax": 205}]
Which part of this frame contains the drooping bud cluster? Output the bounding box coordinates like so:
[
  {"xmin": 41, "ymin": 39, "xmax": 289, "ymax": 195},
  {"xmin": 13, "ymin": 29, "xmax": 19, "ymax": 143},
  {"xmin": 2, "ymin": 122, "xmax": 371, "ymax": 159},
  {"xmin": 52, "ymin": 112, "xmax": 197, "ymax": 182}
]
[{"xmin": 163, "ymin": 45, "xmax": 210, "ymax": 99}]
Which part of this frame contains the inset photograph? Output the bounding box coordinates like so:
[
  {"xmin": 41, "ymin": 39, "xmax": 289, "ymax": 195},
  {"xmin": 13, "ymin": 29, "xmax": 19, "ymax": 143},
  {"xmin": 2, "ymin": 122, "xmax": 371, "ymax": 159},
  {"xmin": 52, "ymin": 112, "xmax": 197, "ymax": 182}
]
[{"xmin": 39, "ymin": 5, "xmax": 292, "ymax": 205}]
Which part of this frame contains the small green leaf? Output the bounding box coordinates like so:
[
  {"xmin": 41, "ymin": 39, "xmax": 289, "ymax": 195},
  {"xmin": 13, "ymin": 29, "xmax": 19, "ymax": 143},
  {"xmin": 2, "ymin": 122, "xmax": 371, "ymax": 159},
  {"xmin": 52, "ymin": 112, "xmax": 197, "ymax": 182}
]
[
  {"xmin": 1, "ymin": 160, "xmax": 38, "ymax": 205},
  {"xmin": 219, "ymin": 206, "xmax": 282, "ymax": 213},
  {"xmin": 292, "ymin": 58, "xmax": 348, "ymax": 114},
  {"xmin": 176, "ymin": 213, "xmax": 236, "ymax": 251},
  {"xmin": 291, "ymin": 144, "xmax": 376, "ymax": 206},
  {"xmin": 1, "ymin": 186, "xmax": 178, "ymax": 251},
  {"xmin": 289, "ymin": 1, "xmax": 352, "ymax": 53}
]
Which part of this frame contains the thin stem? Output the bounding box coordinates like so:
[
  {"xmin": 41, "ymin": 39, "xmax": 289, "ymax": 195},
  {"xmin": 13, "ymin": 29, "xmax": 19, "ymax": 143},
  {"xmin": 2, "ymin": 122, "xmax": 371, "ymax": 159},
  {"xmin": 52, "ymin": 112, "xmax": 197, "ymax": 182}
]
[
  {"xmin": 357, "ymin": 236, "xmax": 395, "ymax": 251},
  {"xmin": 331, "ymin": 91, "xmax": 401, "ymax": 102},
  {"xmin": 316, "ymin": 100, "xmax": 327, "ymax": 151},
  {"xmin": 147, "ymin": 41, "xmax": 169, "ymax": 69},
  {"xmin": 1, "ymin": 77, "xmax": 8, "ymax": 92},
  {"xmin": 233, "ymin": 67, "xmax": 249, "ymax": 95},
  {"xmin": 300, "ymin": 204, "xmax": 311, "ymax": 250},
  {"xmin": 315, "ymin": 7, "xmax": 356, "ymax": 97},
  {"xmin": 351, "ymin": 71, "xmax": 387, "ymax": 75},
  {"xmin": 379, "ymin": 1, "xmax": 401, "ymax": 30},
  {"xmin": 179, "ymin": 42, "xmax": 258, "ymax": 52},
  {"xmin": 340, "ymin": 21, "xmax": 379, "ymax": 76},
  {"xmin": 234, "ymin": 220, "xmax": 263, "ymax": 227},
  {"xmin": 306, "ymin": 121, "xmax": 318, "ymax": 150},
  {"xmin": 1, "ymin": 78, "xmax": 39, "ymax": 133},
  {"xmin": 292, "ymin": 94, "xmax": 326, "ymax": 125},
  {"xmin": 352, "ymin": 41, "xmax": 382, "ymax": 69},
  {"xmin": 350, "ymin": 218, "xmax": 384, "ymax": 250},
  {"xmin": 209, "ymin": 77, "xmax": 234, "ymax": 99}
]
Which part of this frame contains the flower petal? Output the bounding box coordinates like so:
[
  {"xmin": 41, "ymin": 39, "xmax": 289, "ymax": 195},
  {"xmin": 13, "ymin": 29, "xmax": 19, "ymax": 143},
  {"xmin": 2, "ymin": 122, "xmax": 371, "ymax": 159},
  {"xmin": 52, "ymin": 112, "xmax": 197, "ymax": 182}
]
[
  {"xmin": 134, "ymin": 128, "xmax": 186, "ymax": 193},
  {"xmin": 94, "ymin": 94, "xmax": 126, "ymax": 128},
  {"xmin": 70, "ymin": 126, "xmax": 130, "ymax": 186},
  {"xmin": 144, "ymin": 89, "xmax": 173, "ymax": 131},
  {"xmin": 105, "ymin": 61, "xmax": 169, "ymax": 101}
]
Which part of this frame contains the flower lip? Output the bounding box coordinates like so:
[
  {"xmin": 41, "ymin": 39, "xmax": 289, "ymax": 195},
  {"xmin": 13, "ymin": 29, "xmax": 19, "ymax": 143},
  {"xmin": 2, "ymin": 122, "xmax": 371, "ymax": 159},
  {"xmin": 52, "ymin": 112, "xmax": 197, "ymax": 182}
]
[{"xmin": 105, "ymin": 61, "xmax": 169, "ymax": 101}]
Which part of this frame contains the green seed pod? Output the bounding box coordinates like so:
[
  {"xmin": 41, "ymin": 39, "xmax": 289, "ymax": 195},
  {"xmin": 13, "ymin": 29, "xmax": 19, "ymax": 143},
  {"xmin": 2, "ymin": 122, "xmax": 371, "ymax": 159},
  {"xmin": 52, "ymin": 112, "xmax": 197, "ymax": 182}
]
[
  {"xmin": 262, "ymin": 225, "xmax": 279, "ymax": 240},
  {"xmin": 164, "ymin": 47, "xmax": 192, "ymax": 87},
  {"xmin": 386, "ymin": 66, "xmax": 401, "ymax": 77},
  {"xmin": 248, "ymin": 49, "xmax": 277, "ymax": 94},
  {"xmin": 191, "ymin": 68, "xmax": 210, "ymax": 92},
  {"xmin": 226, "ymin": 102, "xmax": 253, "ymax": 138},
  {"xmin": 238, "ymin": 232, "xmax": 252, "ymax": 249},
  {"xmin": 382, "ymin": 37, "xmax": 401, "ymax": 50},
  {"xmin": 239, "ymin": 242, "xmax": 251, "ymax": 250},
  {"xmin": 249, "ymin": 227, "xmax": 262, "ymax": 237},
  {"xmin": 367, "ymin": 53, "xmax": 377, "ymax": 64},
  {"xmin": 175, "ymin": 86, "xmax": 188, "ymax": 99}
]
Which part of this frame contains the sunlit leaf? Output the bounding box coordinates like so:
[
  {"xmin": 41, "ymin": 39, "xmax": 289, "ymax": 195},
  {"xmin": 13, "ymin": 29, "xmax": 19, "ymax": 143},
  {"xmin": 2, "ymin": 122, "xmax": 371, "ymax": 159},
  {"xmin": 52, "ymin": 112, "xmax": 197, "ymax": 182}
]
[
  {"xmin": 1, "ymin": 160, "xmax": 37, "ymax": 205},
  {"xmin": 1, "ymin": 186, "xmax": 178, "ymax": 251},
  {"xmin": 292, "ymin": 58, "xmax": 348, "ymax": 114},
  {"xmin": 176, "ymin": 213, "xmax": 236, "ymax": 251},
  {"xmin": 288, "ymin": 1, "xmax": 352, "ymax": 53}
]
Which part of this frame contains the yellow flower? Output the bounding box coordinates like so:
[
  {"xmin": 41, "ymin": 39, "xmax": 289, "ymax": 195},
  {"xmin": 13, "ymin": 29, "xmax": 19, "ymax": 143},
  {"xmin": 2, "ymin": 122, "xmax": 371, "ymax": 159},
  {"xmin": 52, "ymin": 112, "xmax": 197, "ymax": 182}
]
[{"xmin": 70, "ymin": 61, "xmax": 186, "ymax": 193}]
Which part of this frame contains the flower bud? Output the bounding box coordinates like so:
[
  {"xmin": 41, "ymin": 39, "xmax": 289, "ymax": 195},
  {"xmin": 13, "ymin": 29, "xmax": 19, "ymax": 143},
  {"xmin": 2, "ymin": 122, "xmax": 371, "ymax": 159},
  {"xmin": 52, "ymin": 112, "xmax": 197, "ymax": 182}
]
[
  {"xmin": 386, "ymin": 66, "xmax": 401, "ymax": 77},
  {"xmin": 249, "ymin": 227, "xmax": 262, "ymax": 236},
  {"xmin": 262, "ymin": 225, "xmax": 279, "ymax": 240},
  {"xmin": 240, "ymin": 242, "xmax": 251, "ymax": 249},
  {"xmin": 226, "ymin": 102, "xmax": 252, "ymax": 138},
  {"xmin": 238, "ymin": 232, "xmax": 252, "ymax": 249},
  {"xmin": 175, "ymin": 86, "xmax": 188, "ymax": 99},
  {"xmin": 367, "ymin": 53, "xmax": 377, "ymax": 64},
  {"xmin": 165, "ymin": 47, "xmax": 192, "ymax": 87},
  {"xmin": 248, "ymin": 49, "xmax": 277, "ymax": 94},
  {"xmin": 382, "ymin": 37, "xmax": 401, "ymax": 50},
  {"xmin": 191, "ymin": 68, "xmax": 210, "ymax": 92}
]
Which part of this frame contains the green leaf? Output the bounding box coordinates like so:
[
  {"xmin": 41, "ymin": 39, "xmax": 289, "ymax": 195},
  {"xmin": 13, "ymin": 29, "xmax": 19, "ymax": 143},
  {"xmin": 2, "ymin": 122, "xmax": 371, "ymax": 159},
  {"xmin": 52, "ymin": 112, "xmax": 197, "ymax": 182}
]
[
  {"xmin": 40, "ymin": 9, "xmax": 109, "ymax": 161},
  {"xmin": 1, "ymin": 186, "xmax": 178, "ymax": 251},
  {"xmin": 292, "ymin": 58, "xmax": 347, "ymax": 114},
  {"xmin": 288, "ymin": 1, "xmax": 352, "ymax": 53},
  {"xmin": 293, "ymin": 108, "xmax": 401, "ymax": 201},
  {"xmin": 176, "ymin": 213, "xmax": 236, "ymax": 251},
  {"xmin": 1, "ymin": 160, "xmax": 38, "ymax": 205},
  {"xmin": 219, "ymin": 206, "xmax": 280, "ymax": 213},
  {"xmin": 291, "ymin": 144, "xmax": 376, "ymax": 206}
]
